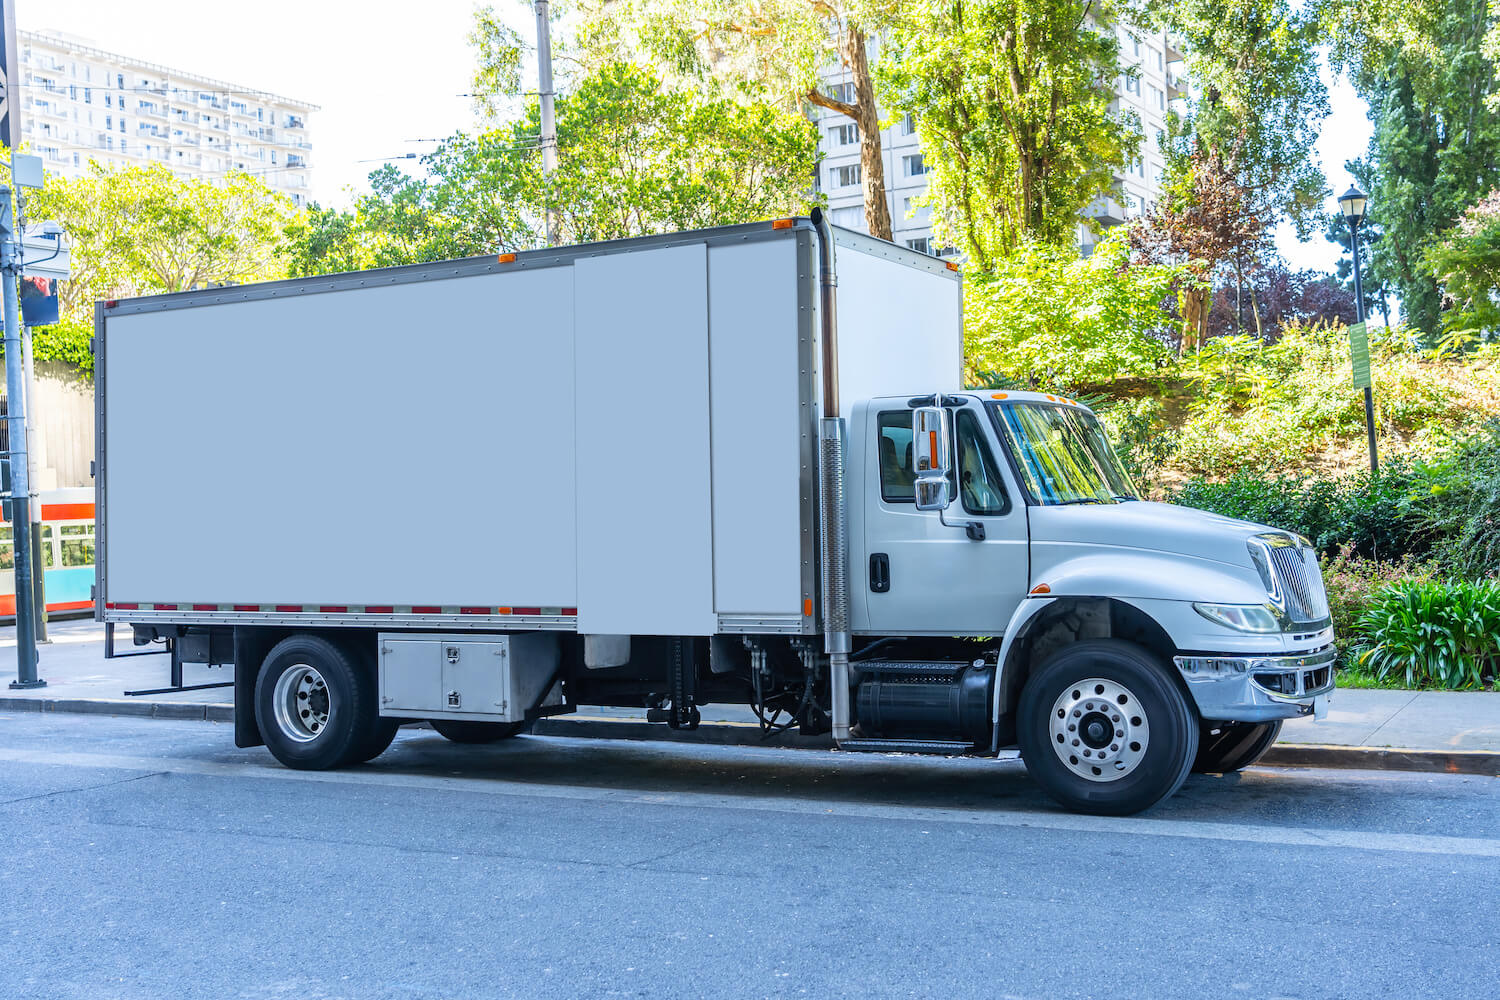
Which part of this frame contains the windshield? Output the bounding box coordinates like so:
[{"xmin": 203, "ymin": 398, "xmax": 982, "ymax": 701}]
[{"xmin": 990, "ymin": 402, "xmax": 1139, "ymax": 505}]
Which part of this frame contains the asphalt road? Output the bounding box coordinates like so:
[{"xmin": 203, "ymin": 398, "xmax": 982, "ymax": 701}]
[{"xmin": 1, "ymin": 713, "xmax": 1496, "ymax": 1000}]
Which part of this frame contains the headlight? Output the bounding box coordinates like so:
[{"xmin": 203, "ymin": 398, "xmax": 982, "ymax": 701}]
[{"xmin": 1193, "ymin": 602, "xmax": 1282, "ymax": 633}]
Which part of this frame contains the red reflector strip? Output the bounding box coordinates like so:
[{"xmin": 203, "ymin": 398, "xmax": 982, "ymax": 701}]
[
  {"xmin": 234, "ymin": 605, "xmax": 258, "ymax": 612},
  {"xmin": 513, "ymin": 607, "xmax": 541, "ymax": 616},
  {"xmin": 365, "ymin": 605, "xmax": 394, "ymax": 614},
  {"xmin": 112, "ymin": 602, "xmax": 137, "ymax": 610},
  {"xmin": 562, "ymin": 607, "xmax": 577, "ymax": 616},
  {"xmin": 153, "ymin": 603, "xmax": 177, "ymax": 610},
  {"xmin": 412, "ymin": 605, "xmax": 441, "ymax": 614},
  {"xmin": 459, "ymin": 606, "xmax": 490, "ymax": 615},
  {"xmin": 192, "ymin": 604, "xmax": 216, "ymax": 611},
  {"xmin": 274, "ymin": 605, "xmax": 301, "ymax": 612},
  {"xmin": 319, "ymin": 606, "xmax": 348, "ymax": 613}
]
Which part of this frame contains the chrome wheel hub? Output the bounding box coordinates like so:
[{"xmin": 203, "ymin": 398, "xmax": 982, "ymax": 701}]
[
  {"xmin": 1048, "ymin": 677, "xmax": 1149, "ymax": 782},
  {"xmin": 273, "ymin": 663, "xmax": 331, "ymax": 743}
]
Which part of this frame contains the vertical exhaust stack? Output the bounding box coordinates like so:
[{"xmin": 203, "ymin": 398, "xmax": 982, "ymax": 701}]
[{"xmin": 810, "ymin": 208, "xmax": 853, "ymax": 741}]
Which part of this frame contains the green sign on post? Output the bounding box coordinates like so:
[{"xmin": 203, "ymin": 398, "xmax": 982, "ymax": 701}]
[{"xmin": 1349, "ymin": 321, "xmax": 1372, "ymax": 389}]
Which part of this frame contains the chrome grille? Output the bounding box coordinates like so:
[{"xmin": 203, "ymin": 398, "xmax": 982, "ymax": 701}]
[{"xmin": 1267, "ymin": 542, "xmax": 1329, "ymax": 625}]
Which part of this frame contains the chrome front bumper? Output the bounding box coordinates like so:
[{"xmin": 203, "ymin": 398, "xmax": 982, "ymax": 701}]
[{"xmin": 1172, "ymin": 645, "xmax": 1336, "ymax": 723}]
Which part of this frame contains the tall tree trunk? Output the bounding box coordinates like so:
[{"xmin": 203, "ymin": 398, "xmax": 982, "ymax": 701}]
[{"xmin": 805, "ymin": 24, "xmax": 893, "ymax": 242}]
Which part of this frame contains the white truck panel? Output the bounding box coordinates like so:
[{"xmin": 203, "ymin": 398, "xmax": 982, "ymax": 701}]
[
  {"xmin": 104, "ymin": 268, "xmax": 578, "ymax": 606},
  {"xmin": 707, "ymin": 239, "xmax": 805, "ymax": 619},
  {"xmin": 573, "ymin": 243, "xmax": 718, "ymax": 635},
  {"xmin": 834, "ymin": 239, "xmax": 963, "ymax": 402}
]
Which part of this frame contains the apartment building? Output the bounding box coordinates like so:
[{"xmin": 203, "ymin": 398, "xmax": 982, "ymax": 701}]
[
  {"xmin": 18, "ymin": 29, "xmax": 316, "ymax": 207},
  {"xmin": 816, "ymin": 25, "xmax": 1185, "ymax": 256}
]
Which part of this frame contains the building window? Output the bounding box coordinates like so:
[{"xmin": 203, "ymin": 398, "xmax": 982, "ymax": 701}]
[
  {"xmin": 1149, "ymin": 85, "xmax": 1164, "ymax": 110},
  {"xmin": 832, "ymin": 123, "xmax": 858, "ymax": 145},
  {"xmin": 83, "ymin": 87, "xmax": 91, "ymax": 104},
  {"xmin": 833, "ymin": 163, "xmax": 862, "ymax": 187},
  {"xmin": 825, "ymin": 82, "xmax": 855, "ymax": 104},
  {"xmin": 903, "ymin": 153, "xmax": 930, "ymax": 177},
  {"xmin": 117, "ymin": 73, "xmax": 124, "ymax": 89},
  {"xmin": 901, "ymin": 113, "xmax": 916, "ymax": 135},
  {"xmin": 1154, "ymin": 49, "xmax": 1164, "ymax": 72},
  {"xmin": 1130, "ymin": 33, "xmax": 1141, "ymax": 56},
  {"xmin": 1125, "ymin": 75, "xmax": 1141, "ymax": 96},
  {"xmin": 105, "ymin": 93, "xmax": 112, "ymax": 108},
  {"xmin": 906, "ymin": 237, "xmax": 930, "ymax": 255}
]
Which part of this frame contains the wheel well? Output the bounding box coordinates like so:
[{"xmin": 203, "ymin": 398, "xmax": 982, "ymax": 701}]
[
  {"xmin": 998, "ymin": 599, "xmax": 1181, "ymax": 739},
  {"xmin": 233, "ymin": 626, "xmax": 378, "ymax": 748}
]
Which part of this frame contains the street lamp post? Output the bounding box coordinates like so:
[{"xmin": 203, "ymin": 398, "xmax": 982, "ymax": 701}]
[{"xmin": 1340, "ymin": 184, "xmax": 1378, "ymax": 475}]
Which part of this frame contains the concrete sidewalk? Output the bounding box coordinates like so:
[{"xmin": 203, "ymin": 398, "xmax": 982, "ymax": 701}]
[{"xmin": 2, "ymin": 619, "xmax": 1497, "ymax": 773}]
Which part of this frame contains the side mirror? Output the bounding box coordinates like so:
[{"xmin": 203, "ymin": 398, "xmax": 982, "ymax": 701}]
[{"xmin": 912, "ymin": 405, "xmax": 952, "ymax": 511}]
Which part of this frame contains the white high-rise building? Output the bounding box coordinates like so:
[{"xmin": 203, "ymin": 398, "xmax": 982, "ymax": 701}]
[
  {"xmin": 816, "ymin": 25, "xmax": 1185, "ymax": 256},
  {"xmin": 17, "ymin": 29, "xmax": 316, "ymax": 207}
]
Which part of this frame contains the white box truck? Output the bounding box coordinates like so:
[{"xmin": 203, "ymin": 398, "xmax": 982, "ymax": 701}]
[{"xmin": 95, "ymin": 213, "xmax": 1335, "ymax": 814}]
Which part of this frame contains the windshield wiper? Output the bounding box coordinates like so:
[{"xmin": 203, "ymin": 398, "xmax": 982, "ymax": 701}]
[{"xmin": 1053, "ymin": 497, "xmax": 1108, "ymax": 506}]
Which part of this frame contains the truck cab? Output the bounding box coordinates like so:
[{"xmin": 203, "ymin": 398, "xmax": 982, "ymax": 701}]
[{"xmin": 842, "ymin": 389, "xmax": 1334, "ymax": 811}]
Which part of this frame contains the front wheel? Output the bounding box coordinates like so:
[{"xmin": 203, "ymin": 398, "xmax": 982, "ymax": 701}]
[
  {"xmin": 1018, "ymin": 640, "xmax": 1198, "ymax": 816},
  {"xmin": 1193, "ymin": 721, "xmax": 1282, "ymax": 773}
]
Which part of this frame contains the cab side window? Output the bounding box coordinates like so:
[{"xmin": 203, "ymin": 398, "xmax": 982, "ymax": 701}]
[
  {"xmin": 877, "ymin": 412, "xmax": 917, "ymax": 502},
  {"xmin": 955, "ymin": 409, "xmax": 1010, "ymax": 515}
]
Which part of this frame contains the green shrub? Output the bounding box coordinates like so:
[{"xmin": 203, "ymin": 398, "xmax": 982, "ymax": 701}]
[
  {"xmin": 1416, "ymin": 420, "xmax": 1500, "ymax": 579},
  {"xmin": 1319, "ymin": 547, "xmax": 1429, "ymax": 654},
  {"xmin": 1352, "ymin": 579, "xmax": 1500, "ymax": 689},
  {"xmin": 1169, "ymin": 466, "xmax": 1429, "ymax": 560}
]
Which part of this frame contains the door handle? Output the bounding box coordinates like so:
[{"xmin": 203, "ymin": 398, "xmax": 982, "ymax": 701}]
[{"xmin": 869, "ymin": 553, "xmax": 890, "ymax": 593}]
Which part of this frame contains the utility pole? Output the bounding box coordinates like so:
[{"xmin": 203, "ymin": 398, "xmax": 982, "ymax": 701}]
[
  {"xmin": 21, "ymin": 322, "xmax": 45, "ymax": 641},
  {"xmin": 1, "ymin": 184, "xmax": 42, "ymax": 688},
  {"xmin": 534, "ymin": 0, "xmax": 559, "ymax": 247}
]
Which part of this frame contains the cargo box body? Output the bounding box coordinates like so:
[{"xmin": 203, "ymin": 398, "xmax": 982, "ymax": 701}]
[{"xmin": 95, "ymin": 220, "xmax": 961, "ymax": 638}]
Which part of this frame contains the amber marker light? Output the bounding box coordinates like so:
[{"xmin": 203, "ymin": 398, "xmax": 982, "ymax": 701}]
[
  {"xmin": 497, "ymin": 253, "xmax": 518, "ymax": 263},
  {"xmin": 1030, "ymin": 583, "xmax": 1052, "ymax": 595},
  {"xmin": 771, "ymin": 218, "xmax": 795, "ymax": 230}
]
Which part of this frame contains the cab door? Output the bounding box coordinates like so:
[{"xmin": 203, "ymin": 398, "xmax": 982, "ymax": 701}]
[{"xmin": 861, "ymin": 401, "xmax": 1030, "ymax": 636}]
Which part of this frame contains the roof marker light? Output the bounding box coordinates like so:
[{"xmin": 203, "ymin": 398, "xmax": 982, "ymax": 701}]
[
  {"xmin": 497, "ymin": 253, "xmax": 518, "ymax": 263},
  {"xmin": 991, "ymin": 392, "xmax": 1008, "ymax": 399},
  {"xmin": 771, "ymin": 218, "xmax": 795, "ymax": 230},
  {"xmin": 945, "ymin": 261, "xmax": 959, "ymax": 272}
]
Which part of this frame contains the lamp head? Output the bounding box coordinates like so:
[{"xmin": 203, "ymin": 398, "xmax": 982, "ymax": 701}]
[{"xmin": 1338, "ymin": 184, "xmax": 1368, "ymax": 227}]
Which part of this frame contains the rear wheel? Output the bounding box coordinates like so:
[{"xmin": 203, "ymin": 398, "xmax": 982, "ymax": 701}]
[
  {"xmin": 1018, "ymin": 640, "xmax": 1198, "ymax": 816},
  {"xmin": 430, "ymin": 719, "xmax": 529, "ymax": 744},
  {"xmin": 255, "ymin": 635, "xmax": 381, "ymax": 770},
  {"xmin": 1193, "ymin": 721, "xmax": 1282, "ymax": 773}
]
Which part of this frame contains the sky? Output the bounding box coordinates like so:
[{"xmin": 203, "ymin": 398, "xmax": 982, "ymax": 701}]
[{"xmin": 23, "ymin": 1, "xmax": 1372, "ymax": 277}]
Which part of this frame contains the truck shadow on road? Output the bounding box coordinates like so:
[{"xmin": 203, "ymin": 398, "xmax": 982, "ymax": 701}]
[{"xmin": 349, "ymin": 728, "xmax": 1427, "ymax": 826}]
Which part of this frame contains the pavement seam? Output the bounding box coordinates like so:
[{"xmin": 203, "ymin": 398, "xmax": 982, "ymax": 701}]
[
  {"xmin": 0, "ymin": 768, "xmax": 166, "ymax": 807},
  {"xmin": 3, "ymin": 742, "xmax": 1499, "ymax": 859},
  {"xmin": 1360, "ymin": 689, "xmax": 1423, "ymax": 746}
]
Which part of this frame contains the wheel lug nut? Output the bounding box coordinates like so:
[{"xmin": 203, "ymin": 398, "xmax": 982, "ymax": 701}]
[
  {"xmin": 1071, "ymin": 739, "xmax": 1079, "ymax": 746},
  {"xmin": 1115, "ymin": 730, "xmax": 1124, "ymax": 738},
  {"xmin": 1110, "ymin": 744, "xmax": 1119, "ymax": 752},
  {"xmin": 1073, "ymin": 709, "xmax": 1081, "ymax": 717},
  {"xmin": 1111, "ymin": 714, "xmax": 1120, "ymax": 722},
  {"xmin": 1067, "ymin": 723, "xmax": 1076, "ymax": 732}
]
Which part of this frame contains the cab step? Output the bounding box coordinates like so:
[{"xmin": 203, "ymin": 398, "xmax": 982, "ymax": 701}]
[{"xmin": 839, "ymin": 738, "xmax": 976, "ymax": 755}]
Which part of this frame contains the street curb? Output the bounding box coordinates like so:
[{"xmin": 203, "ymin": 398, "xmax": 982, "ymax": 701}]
[
  {"xmin": 3, "ymin": 698, "xmax": 1498, "ymax": 776},
  {"xmin": 1261, "ymin": 743, "xmax": 1500, "ymax": 777},
  {"xmin": 0, "ymin": 696, "xmax": 233, "ymax": 723}
]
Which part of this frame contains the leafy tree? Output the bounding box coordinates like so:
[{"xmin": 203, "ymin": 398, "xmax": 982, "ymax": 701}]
[
  {"xmin": 1422, "ymin": 189, "xmax": 1500, "ymax": 343},
  {"xmin": 1204, "ymin": 262, "xmax": 1358, "ymax": 336},
  {"xmin": 1139, "ymin": 0, "xmax": 1329, "ymax": 235},
  {"xmin": 1128, "ymin": 152, "xmax": 1269, "ymax": 348},
  {"xmin": 965, "ymin": 230, "xmax": 1184, "ymax": 389},
  {"xmin": 1321, "ymin": 210, "xmax": 1392, "ymax": 326},
  {"xmin": 575, "ymin": 0, "xmax": 901, "ymax": 239},
  {"xmin": 880, "ymin": 0, "xmax": 1140, "ymax": 271},
  {"xmin": 1326, "ymin": 0, "xmax": 1500, "ymax": 336},
  {"xmin": 24, "ymin": 162, "xmax": 298, "ymax": 319},
  {"xmin": 287, "ymin": 63, "xmax": 819, "ymax": 273}
]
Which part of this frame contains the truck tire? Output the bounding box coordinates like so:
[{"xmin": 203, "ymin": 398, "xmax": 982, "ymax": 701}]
[
  {"xmin": 1193, "ymin": 721, "xmax": 1281, "ymax": 773},
  {"xmin": 430, "ymin": 720, "xmax": 529, "ymax": 743},
  {"xmin": 1018, "ymin": 640, "xmax": 1199, "ymax": 816},
  {"xmin": 254, "ymin": 635, "xmax": 380, "ymax": 770}
]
